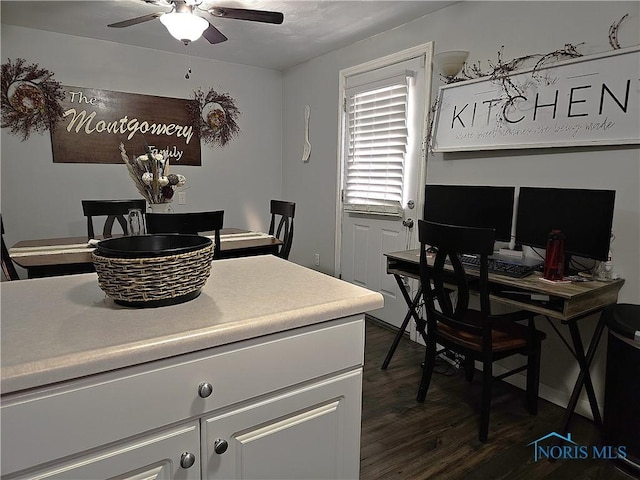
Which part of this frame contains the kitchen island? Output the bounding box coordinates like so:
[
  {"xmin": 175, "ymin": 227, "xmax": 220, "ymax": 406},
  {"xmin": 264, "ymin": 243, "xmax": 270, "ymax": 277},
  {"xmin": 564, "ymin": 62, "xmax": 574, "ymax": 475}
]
[{"xmin": 1, "ymin": 255, "xmax": 383, "ymax": 479}]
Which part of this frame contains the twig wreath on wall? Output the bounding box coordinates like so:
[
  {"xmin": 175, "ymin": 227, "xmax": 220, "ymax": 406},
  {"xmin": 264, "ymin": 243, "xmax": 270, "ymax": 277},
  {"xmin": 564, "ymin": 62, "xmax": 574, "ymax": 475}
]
[
  {"xmin": 1, "ymin": 58, "xmax": 65, "ymax": 141},
  {"xmin": 188, "ymin": 88, "xmax": 240, "ymax": 147}
]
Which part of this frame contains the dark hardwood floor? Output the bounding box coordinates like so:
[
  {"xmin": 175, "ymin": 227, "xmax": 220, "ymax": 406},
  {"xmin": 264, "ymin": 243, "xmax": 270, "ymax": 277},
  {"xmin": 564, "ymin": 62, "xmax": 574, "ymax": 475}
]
[{"xmin": 360, "ymin": 318, "xmax": 634, "ymax": 480}]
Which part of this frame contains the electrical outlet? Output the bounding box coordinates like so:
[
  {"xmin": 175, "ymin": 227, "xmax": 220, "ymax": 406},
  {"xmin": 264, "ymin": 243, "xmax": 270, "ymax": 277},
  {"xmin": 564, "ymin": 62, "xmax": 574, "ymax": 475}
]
[
  {"xmin": 314, "ymin": 253, "xmax": 320, "ymax": 266},
  {"xmin": 177, "ymin": 191, "xmax": 187, "ymax": 205}
]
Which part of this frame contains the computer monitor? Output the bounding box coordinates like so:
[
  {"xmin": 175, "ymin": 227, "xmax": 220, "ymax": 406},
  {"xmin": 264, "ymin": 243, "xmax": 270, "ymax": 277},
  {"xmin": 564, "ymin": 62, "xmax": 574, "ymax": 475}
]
[
  {"xmin": 515, "ymin": 187, "xmax": 615, "ymax": 262},
  {"xmin": 423, "ymin": 185, "xmax": 515, "ymax": 242}
]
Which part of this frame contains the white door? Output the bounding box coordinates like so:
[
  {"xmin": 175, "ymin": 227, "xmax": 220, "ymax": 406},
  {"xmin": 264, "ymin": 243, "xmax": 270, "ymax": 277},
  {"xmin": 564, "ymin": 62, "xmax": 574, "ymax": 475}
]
[{"xmin": 337, "ymin": 44, "xmax": 433, "ymax": 331}]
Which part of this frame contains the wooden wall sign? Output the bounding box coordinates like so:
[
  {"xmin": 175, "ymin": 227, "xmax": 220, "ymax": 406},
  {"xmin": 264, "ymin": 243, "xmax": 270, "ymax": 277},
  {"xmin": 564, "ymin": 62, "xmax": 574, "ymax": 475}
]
[
  {"xmin": 431, "ymin": 46, "xmax": 640, "ymax": 152},
  {"xmin": 51, "ymin": 86, "xmax": 201, "ymax": 165}
]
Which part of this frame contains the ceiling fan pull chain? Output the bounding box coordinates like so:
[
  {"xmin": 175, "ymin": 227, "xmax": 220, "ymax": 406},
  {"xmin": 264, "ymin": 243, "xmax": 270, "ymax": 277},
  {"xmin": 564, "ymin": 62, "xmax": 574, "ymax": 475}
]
[{"xmin": 184, "ymin": 43, "xmax": 192, "ymax": 79}]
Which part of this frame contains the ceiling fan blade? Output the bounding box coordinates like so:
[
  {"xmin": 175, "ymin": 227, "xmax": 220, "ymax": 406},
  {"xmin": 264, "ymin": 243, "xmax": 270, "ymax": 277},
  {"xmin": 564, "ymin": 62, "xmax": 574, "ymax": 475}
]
[
  {"xmin": 108, "ymin": 12, "xmax": 164, "ymax": 28},
  {"xmin": 207, "ymin": 7, "xmax": 284, "ymax": 24},
  {"xmin": 202, "ymin": 23, "xmax": 228, "ymax": 44}
]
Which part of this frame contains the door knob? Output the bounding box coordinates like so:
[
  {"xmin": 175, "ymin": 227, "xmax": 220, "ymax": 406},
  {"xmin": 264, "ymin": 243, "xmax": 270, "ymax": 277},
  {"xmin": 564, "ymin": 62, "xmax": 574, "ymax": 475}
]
[
  {"xmin": 198, "ymin": 382, "xmax": 213, "ymax": 398},
  {"xmin": 180, "ymin": 452, "xmax": 196, "ymax": 469},
  {"xmin": 403, "ymin": 218, "xmax": 414, "ymax": 228},
  {"xmin": 214, "ymin": 438, "xmax": 229, "ymax": 454}
]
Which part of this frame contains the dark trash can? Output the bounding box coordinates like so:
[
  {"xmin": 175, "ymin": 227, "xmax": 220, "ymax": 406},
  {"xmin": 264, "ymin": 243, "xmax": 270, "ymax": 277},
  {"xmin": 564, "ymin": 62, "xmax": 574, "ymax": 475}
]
[{"xmin": 603, "ymin": 303, "xmax": 640, "ymax": 477}]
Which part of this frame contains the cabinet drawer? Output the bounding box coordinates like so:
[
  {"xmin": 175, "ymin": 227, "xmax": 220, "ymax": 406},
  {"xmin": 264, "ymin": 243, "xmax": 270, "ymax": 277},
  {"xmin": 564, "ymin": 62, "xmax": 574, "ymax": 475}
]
[{"xmin": 1, "ymin": 316, "xmax": 364, "ymax": 476}]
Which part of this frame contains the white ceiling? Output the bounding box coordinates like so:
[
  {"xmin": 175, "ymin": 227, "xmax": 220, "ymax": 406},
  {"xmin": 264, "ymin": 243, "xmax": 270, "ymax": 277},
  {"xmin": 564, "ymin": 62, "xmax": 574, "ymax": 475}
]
[{"xmin": 1, "ymin": 0, "xmax": 456, "ymax": 71}]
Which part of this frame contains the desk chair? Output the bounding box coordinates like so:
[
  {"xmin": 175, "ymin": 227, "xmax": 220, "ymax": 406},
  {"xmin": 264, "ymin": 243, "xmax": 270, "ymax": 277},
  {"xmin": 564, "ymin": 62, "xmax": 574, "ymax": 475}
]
[
  {"xmin": 417, "ymin": 220, "xmax": 545, "ymax": 442},
  {"xmin": 82, "ymin": 199, "xmax": 147, "ymax": 240},
  {"xmin": 146, "ymin": 211, "xmax": 224, "ymax": 259},
  {"xmin": 1, "ymin": 216, "xmax": 20, "ymax": 281},
  {"xmin": 268, "ymin": 200, "xmax": 295, "ymax": 259}
]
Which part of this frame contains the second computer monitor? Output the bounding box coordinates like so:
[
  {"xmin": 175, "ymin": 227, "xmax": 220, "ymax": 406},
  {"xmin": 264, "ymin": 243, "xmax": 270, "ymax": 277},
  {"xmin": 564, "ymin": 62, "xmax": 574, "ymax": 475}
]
[
  {"xmin": 515, "ymin": 186, "xmax": 615, "ymax": 262},
  {"xmin": 423, "ymin": 185, "xmax": 515, "ymax": 241}
]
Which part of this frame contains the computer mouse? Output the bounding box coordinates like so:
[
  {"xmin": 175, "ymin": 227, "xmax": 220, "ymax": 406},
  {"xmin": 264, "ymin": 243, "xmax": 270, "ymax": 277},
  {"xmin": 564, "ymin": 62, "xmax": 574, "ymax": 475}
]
[{"xmin": 426, "ymin": 247, "xmax": 438, "ymax": 254}]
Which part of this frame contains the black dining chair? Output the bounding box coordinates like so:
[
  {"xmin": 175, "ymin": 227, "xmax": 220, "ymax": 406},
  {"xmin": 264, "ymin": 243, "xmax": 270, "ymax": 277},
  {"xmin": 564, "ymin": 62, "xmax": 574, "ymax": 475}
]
[
  {"xmin": 146, "ymin": 211, "xmax": 224, "ymax": 259},
  {"xmin": 416, "ymin": 220, "xmax": 546, "ymax": 442},
  {"xmin": 1, "ymin": 215, "xmax": 20, "ymax": 281},
  {"xmin": 268, "ymin": 200, "xmax": 295, "ymax": 260},
  {"xmin": 82, "ymin": 199, "xmax": 147, "ymax": 240}
]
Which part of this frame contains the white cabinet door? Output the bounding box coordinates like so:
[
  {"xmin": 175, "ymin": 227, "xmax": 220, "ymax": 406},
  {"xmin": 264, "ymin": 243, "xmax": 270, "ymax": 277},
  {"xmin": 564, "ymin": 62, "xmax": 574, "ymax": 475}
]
[
  {"xmin": 202, "ymin": 370, "xmax": 362, "ymax": 480},
  {"xmin": 9, "ymin": 423, "xmax": 200, "ymax": 480}
]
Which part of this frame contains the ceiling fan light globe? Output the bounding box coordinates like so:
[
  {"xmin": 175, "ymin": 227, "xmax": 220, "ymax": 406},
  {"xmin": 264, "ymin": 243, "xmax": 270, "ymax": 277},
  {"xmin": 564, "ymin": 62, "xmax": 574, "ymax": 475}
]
[{"xmin": 160, "ymin": 11, "xmax": 208, "ymax": 42}]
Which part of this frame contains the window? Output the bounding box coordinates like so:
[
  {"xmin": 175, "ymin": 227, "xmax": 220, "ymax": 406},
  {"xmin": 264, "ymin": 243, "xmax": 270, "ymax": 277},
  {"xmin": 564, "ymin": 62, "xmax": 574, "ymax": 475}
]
[{"xmin": 342, "ymin": 58, "xmax": 421, "ymax": 216}]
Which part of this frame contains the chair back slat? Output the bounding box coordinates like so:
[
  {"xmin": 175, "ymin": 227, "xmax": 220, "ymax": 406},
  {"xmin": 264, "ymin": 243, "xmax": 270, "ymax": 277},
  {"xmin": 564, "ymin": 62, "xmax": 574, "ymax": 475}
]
[
  {"xmin": 146, "ymin": 211, "xmax": 224, "ymax": 258},
  {"xmin": 82, "ymin": 199, "xmax": 147, "ymax": 239},
  {"xmin": 1, "ymin": 215, "xmax": 20, "ymax": 281},
  {"xmin": 268, "ymin": 200, "xmax": 295, "ymax": 260},
  {"xmin": 419, "ymin": 220, "xmax": 495, "ymax": 336},
  {"xmin": 431, "ymin": 250, "xmax": 469, "ymax": 321}
]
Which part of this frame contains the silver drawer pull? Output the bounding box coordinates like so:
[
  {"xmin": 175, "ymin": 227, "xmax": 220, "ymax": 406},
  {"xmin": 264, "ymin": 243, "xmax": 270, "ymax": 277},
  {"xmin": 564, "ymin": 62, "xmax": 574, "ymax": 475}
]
[
  {"xmin": 214, "ymin": 438, "xmax": 229, "ymax": 455},
  {"xmin": 180, "ymin": 452, "xmax": 196, "ymax": 469},
  {"xmin": 198, "ymin": 382, "xmax": 213, "ymax": 398}
]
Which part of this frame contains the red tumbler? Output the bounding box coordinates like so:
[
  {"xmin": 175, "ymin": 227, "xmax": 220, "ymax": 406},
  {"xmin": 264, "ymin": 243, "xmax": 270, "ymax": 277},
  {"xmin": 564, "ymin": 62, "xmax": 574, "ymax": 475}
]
[{"xmin": 544, "ymin": 230, "xmax": 565, "ymax": 281}]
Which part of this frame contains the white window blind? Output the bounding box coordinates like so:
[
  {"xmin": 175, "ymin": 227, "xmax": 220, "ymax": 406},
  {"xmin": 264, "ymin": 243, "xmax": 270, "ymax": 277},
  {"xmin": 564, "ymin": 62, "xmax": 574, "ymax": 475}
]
[{"xmin": 344, "ymin": 71, "xmax": 412, "ymax": 216}]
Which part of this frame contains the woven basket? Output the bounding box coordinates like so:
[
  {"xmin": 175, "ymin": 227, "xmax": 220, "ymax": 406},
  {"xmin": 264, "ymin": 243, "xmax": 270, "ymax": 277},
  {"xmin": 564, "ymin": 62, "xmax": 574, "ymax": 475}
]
[{"xmin": 92, "ymin": 239, "xmax": 214, "ymax": 307}]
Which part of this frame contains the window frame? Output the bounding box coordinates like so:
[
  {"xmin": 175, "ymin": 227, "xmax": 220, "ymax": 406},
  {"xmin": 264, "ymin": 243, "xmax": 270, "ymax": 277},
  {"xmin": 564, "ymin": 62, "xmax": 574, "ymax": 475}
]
[{"xmin": 343, "ymin": 74, "xmax": 413, "ymax": 216}]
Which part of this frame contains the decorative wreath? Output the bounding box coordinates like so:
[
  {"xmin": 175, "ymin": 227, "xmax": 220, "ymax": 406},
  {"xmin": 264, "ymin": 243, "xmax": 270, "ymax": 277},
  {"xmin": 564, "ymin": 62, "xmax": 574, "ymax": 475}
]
[
  {"xmin": 1, "ymin": 58, "xmax": 65, "ymax": 141},
  {"xmin": 188, "ymin": 88, "xmax": 240, "ymax": 147}
]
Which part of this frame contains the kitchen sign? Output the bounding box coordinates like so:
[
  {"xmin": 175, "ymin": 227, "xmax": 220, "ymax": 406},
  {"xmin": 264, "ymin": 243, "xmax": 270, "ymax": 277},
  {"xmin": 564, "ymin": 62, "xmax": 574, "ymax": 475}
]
[
  {"xmin": 430, "ymin": 46, "xmax": 639, "ymax": 152},
  {"xmin": 51, "ymin": 86, "xmax": 201, "ymax": 165}
]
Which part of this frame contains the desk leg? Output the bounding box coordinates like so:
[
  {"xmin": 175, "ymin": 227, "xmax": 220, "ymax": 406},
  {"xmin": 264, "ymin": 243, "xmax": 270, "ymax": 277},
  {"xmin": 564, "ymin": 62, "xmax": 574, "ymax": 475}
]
[
  {"xmin": 381, "ymin": 276, "xmax": 423, "ymax": 370},
  {"xmin": 560, "ymin": 313, "xmax": 606, "ymax": 435}
]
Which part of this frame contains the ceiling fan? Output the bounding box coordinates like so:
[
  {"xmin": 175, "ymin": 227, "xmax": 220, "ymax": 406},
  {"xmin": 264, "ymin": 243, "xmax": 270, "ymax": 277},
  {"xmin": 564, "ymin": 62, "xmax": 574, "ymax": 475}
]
[{"xmin": 108, "ymin": 0, "xmax": 284, "ymax": 45}]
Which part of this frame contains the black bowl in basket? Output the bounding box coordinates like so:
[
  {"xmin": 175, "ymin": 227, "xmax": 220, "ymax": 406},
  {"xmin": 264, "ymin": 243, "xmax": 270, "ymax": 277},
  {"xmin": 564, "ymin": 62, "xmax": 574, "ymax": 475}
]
[
  {"xmin": 95, "ymin": 234, "xmax": 211, "ymax": 258},
  {"xmin": 92, "ymin": 234, "xmax": 214, "ymax": 308}
]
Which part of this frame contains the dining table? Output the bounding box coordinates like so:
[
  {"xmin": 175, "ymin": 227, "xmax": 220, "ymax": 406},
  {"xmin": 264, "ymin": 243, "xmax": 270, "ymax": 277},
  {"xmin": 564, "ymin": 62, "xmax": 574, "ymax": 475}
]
[{"xmin": 9, "ymin": 228, "xmax": 283, "ymax": 279}]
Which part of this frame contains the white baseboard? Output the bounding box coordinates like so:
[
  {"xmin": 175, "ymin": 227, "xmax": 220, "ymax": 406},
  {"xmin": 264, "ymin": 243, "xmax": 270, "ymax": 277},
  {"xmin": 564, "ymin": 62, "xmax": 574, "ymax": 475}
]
[{"xmin": 491, "ymin": 362, "xmax": 596, "ymax": 421}]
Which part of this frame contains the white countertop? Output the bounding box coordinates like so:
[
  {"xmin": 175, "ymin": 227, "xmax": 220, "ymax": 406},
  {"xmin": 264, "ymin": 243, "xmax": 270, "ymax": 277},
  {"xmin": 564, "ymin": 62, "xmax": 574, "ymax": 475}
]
[{"xmin": 1, "ymin": 255, "xmax": 383, "ymax": 394}]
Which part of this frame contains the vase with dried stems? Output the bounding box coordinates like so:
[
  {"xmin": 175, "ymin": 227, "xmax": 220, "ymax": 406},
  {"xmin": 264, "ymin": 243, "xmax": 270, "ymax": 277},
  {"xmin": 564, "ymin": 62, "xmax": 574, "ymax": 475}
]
[{"xmin": 119, "ymin": 143, "xmax": 185, "ymax": 212}]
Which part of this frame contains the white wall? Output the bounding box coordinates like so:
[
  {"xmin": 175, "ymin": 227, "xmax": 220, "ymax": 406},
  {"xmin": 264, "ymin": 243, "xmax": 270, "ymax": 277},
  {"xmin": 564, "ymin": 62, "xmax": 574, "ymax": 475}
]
[
  {"xmin": 281, "ymin": 1, "xmax": 640, "ymax": 417},
  {"xmin": 1, "ymin": 25, "xmax": 283, "ymax": 261}
]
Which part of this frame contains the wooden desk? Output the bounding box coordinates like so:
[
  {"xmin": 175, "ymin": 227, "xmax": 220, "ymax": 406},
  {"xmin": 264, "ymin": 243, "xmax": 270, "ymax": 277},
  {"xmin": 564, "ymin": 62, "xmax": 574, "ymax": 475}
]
[
  {"xmin": 384, "ymin": 248, "xmax": 625, "ymax": 435},
  {"xmin": 10, "ymin": 229, "xmax": 282, "ymax": 279}
]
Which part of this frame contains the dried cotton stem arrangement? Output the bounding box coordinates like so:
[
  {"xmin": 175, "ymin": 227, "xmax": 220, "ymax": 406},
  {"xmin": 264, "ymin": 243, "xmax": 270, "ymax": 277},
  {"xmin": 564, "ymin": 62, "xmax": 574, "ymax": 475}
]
[{"xmin": 119, "ymin": 143, "xmax": 185, "ymax": 204}]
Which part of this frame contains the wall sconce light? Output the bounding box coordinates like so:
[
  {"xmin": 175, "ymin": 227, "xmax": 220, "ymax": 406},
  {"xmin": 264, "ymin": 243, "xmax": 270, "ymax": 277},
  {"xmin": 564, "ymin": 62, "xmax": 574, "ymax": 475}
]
[
  {"xmin": 433, "ymin": 50, "xmax": 469, "ymax": 79},
  {"xmin": 160, "ymin": 11, "xmax": 209, "ymax": 44}
]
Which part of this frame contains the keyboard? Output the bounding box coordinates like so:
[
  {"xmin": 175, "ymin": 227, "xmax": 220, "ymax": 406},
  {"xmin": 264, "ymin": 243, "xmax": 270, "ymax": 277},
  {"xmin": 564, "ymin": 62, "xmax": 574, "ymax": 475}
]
[{"xmin": 458, "ymin": 254, "xmax": 537, "ymax": 278}]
